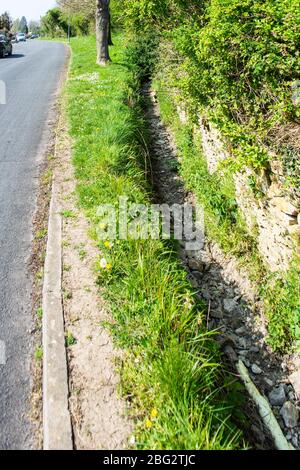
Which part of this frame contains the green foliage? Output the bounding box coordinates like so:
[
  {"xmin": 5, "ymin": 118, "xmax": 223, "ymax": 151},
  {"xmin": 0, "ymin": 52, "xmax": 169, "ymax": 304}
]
[
  {"xmin": 246, "ymin": 175, "xmax": 265, "ymax": 199},
  {"xmin": 40, "ymin": 7, "xmax": 92, "ymax": 38},
  {"xmin": 35, "ymin": 346, "xmax": 43, "ymax": 361},
  {"xmin": 36, "ymin": 308, "xmax": 43, "ymax": 320},
  {"xmin": 124, "ymin": 33, "xmax": 160, "ymax": 82},
  {"xmin": 122, "ymin": 0, "xmax": 300, "ymax": 173},
  {"xmin": 41, "ymin": 8, "xmax": 68, "ymax": 37},
  {"xmin": 0, "ymin": 11, "xmax": 12, "ymax": 31},
  {"xmin": 19, "ymin": 16, "xmax": 28, "ymax": 34},
  {"xmin": 281, "ymin": 145, "xmax": 300, "ymax": 192},
  {"xmin": 121, "ymin": 0, "xmax": 171, "ymax": 30},
  {"xmin": 66, "ymin": 34, "xmax": 245, "ymax": 449},
  {"xmin": 262, "ymin": 259, "xmax": 300, "ymax": 352},
  {"xmin": 11, "ymin": 18, "xmax": 20, "ymax": 33},
  {"xmin": 28, "ymin": 20, "xmax": 41, "ymax": 35},
  {"xmin": 120, "ymin": 0, "xmax": 206, "ymax": 30},
  {"xmin": 70, "ymin": 13, "xmax": 91, "ymax": 36},
  {"xmin": 176, "ymin": 0, "xmax": 300, "ymax": 118},
  {"xmin": 65, "ymin": 331, "xmax": 76, "ymax": 347}
]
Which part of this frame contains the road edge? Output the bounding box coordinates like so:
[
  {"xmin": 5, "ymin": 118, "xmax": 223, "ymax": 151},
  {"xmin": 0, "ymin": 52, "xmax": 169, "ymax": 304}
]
[
  {"xmin": 42, "ymin": 42, "xmax": 73, "ymax": 450},
  {"xmin": 42, "ymin": 180, "xmax": 73, "ymax": 450}
]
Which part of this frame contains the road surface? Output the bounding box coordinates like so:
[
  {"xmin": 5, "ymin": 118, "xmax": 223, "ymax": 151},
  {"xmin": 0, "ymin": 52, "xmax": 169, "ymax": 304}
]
[{"xmin": 0, "ymin": 40, "xmax": 66, "ymax": 449}]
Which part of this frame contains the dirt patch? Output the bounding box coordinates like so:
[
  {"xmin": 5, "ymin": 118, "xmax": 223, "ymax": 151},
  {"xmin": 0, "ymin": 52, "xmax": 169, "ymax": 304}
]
[
  {"xmin": 145, "ymin": 85, "xmax": 300, "ymax": 449},
  {"xmin": 53, "ymin": 113, "xmax": 132, "ymax": 450}
]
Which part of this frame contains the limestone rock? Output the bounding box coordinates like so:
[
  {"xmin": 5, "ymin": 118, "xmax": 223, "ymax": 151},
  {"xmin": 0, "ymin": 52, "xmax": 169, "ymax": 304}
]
[
  {"xmin": 289, "ymin": 369, "xmax": 300, "ymax": 400},
  {"xmin": 270, "ymin": 197, "xmax": 298, "ymax": 217},
  {"xmin": 269, "ymin": 160, "xmax": 284, "ymax": 177},
  {"xmin": 264, "ymin": 377, "xmax": 274, "ymax": 389},
  {"xmin": 235, "ymin": 326, "xmax": 246, "ymax": 335},
  {"xmin": 251, "ymin": 363, "xmax": 262, "ymax": 375},
  {"xmin": 188, "ymin": 258, "xmax": 203, "ymax": 271},
  {"xmin": 287, "ymin": 224, "xmax": 300, "ymax": 236},
  {"xmin": 223, "ymin": 298, "xmax": 238, "ymax": 314},
  {"xmin": 268, "ymin": 385, "xmax": 286, "ymax": 406},
  {"xmin": 210, "ymin": 309, "xmax": 223, "ymax": 319},
  {"xmin": 280, "ymin": 401, "xmax": 299, "ymax": 429},
  {"xmin": 197, "ymin": 117, "xmax": 299, "ymax": 273},
  {"xmin": 223, "ymin": 345, "xmax": 238, "ymax": 363},
  {"xmin": 291, "ymin": 434, "xmax": 299, "ymax": 448},
  {"xmin": 238, "ymin": 337, "xmax": 248, "ymax": 349}
]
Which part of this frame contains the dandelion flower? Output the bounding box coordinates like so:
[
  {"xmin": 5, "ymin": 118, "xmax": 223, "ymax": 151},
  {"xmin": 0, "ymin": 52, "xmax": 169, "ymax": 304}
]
[
  {"xmin": 145, "ymin": 419, "xmax": 153, "ymax": 429},
  {"xmin": 150, "ymin": 408, "xmax": 158, "ymax": 419},
  {"xmin": 104, "ymin": 241, "xmax": 112, "ymax": 249},
  {"xmin": 106, "ymin": 263, "xmax": 112, "ymax": 271}
]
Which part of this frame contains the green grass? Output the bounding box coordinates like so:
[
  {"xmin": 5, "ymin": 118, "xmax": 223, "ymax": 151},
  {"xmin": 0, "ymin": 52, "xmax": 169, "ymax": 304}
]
[
  {"xmin": 65, "ymin": 34, "xmax": 245, "ymax": 450},
  {"xmin": 34, "ymin": 346, "xmax": 43, "ymax": 361},
  {"xmin": 262, "ymin": 259, "xmax": 300, "ymax": 352},
  {"xmin": 35, "ymin": 229, "xmax": 48, "ymax": 241},
  {"xmin": 65, "ymin": 331, "xmax": 76, "ymax": 347},
  {"xmin": 60, "ymin": 209, "xmax": 76, "ymax": 219},
  {"xmin": 36, "ymin": 307, "xmax": 43, "ymax": 320}
]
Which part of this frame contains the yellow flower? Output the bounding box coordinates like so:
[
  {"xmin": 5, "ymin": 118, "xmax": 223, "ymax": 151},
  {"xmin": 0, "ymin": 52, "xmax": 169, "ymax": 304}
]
[
  {"xmin": 104, "ymin": 241, "xmax": 112, "ymax": 249},
  {"xmin": 106, "ymin": 263, "xmax": 112, "ymax": 271},
  {"xmin": 145, "ymin": 419, "xmax": 153, "ymax": 429},
  {"xmin": 150, "ymin": 408, "xmax": 158, "ymax": 419}
]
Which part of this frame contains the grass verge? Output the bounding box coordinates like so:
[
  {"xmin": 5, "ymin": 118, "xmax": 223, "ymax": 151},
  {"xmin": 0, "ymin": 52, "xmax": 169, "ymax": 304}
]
[{"xmin": 64, "ymin": 34, "xmax": 245, "ymax": 449}]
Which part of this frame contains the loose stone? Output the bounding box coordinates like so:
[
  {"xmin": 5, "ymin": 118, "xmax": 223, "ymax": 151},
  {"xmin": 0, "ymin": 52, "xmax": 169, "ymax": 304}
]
[
  {"xmin": 268, "ymin": 385, "xmax": 286, "ymax": 406},
  {"xmin": 280, "ymin": 401, "xmax": 299, "ymax": 429},
  {"xmin": 251, "ymin": 364, "xmax": 262, "ymax": 375}
]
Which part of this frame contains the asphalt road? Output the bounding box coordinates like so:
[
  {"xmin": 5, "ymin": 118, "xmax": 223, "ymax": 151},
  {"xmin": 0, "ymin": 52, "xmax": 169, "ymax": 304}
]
[{"xmin": 0, "ymin": 40, "xmax": 66, "ymax": 449}]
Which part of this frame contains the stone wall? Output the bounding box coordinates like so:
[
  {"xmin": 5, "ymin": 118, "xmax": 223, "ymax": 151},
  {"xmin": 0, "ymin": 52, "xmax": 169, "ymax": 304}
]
[{"xmin": 196, "ymin": 117, "xmax": 300, "ymax": 272}]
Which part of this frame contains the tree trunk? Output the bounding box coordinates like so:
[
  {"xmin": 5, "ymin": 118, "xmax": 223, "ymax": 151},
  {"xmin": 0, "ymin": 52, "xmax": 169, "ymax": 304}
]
[
  {"xmin": 108, "ymin": 9, "xmax": 113, "ymax": 46},
  {"xmin": 96, "ymin": 0, "xmax": 111, "ymax": 66}
]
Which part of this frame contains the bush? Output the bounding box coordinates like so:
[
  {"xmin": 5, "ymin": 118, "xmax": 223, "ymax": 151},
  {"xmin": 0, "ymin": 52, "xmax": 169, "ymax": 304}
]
[
  {"xmin": 124, "ymin": 33, "xmax": 160, "ymax": 82},
  {"xmin": 121, "ymin": 0, "xmax": 300, "ymax": 171}
]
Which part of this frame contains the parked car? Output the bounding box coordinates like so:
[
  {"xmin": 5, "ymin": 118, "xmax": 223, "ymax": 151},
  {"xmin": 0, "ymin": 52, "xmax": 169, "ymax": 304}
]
[
  {"xmin": 30, "ymin": 34, "xmax": 39, "ymax": 39},
  {"xmin": 16, "ymin": 33, "xmax": 26, "ymax": 43},
  {"xmin": 0, "ymin": 33, "xmax": 12, "ymax": 58}
]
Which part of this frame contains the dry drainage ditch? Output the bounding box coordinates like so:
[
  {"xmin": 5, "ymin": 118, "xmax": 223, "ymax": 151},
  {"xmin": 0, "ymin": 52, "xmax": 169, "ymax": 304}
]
[{"xmin": 143, "ymin": 84, "xmax": 300, "ymax": 450}]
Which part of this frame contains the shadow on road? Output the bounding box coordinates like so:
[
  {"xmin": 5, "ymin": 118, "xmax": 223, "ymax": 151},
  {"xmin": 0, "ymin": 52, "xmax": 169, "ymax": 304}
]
[
  {"xmin": 0, "ymin": 54, "xmax": 25, "ymax": 61},
  {"xmin": 9, "ymin": 54, "xmax": 25, "ymax": 59}
]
